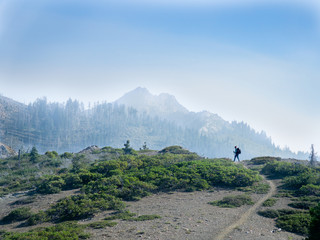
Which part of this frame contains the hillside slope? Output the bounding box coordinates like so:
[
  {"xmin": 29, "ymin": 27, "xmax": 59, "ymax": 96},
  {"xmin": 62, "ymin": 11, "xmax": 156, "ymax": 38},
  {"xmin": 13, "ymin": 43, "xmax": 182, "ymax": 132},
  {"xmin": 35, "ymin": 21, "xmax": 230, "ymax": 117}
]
[
  {"xmin": 0, "ymin": 151, "xmax": 309, "ymax": 240},
  {"xmin": 0, "ymin": 89, "xmax": 307, "ymax": 159}
]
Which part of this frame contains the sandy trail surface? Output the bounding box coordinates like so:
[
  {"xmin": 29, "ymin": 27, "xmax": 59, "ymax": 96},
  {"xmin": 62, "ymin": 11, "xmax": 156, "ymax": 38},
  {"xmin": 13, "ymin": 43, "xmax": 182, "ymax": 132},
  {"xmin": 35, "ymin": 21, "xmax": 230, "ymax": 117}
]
[{"xmin": 214, "ymin": 179, "xmax": 276, "ymax": 240}]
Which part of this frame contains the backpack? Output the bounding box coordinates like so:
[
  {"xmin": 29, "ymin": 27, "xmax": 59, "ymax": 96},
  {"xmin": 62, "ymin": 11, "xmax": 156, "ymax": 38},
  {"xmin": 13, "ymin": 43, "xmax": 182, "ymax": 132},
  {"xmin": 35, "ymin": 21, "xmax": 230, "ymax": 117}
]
[{"xmin": 237, "ymin": 148, "xmax": 241, "ymax": 154}]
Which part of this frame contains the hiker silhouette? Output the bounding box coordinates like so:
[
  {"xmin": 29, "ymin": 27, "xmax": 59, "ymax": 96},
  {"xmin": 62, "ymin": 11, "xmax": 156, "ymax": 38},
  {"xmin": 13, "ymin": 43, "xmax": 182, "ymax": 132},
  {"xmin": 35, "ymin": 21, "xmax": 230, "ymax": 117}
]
[{"xmin": 233, "ymin": 146, "xmax": 241, "ymax": 162}]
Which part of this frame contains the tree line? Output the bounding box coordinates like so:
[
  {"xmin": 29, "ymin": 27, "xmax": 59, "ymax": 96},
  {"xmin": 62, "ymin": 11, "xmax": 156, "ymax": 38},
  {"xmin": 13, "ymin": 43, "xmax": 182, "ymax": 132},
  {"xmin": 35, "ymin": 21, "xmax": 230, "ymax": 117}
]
[{"xmin": 1, "ymin": 97, "xmax": 307, "ymax": 159}]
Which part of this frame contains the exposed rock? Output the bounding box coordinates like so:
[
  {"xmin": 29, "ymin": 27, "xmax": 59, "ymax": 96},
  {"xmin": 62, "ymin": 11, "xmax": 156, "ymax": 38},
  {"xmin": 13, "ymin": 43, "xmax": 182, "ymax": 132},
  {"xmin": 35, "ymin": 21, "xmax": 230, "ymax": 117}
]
[
  {"xmin": 78, "ymin": 145, "xmax": 100, "ymax": 154},
  {"xmin": 0, "ymin": 142, "xmax": 17, "ymax": 158}
]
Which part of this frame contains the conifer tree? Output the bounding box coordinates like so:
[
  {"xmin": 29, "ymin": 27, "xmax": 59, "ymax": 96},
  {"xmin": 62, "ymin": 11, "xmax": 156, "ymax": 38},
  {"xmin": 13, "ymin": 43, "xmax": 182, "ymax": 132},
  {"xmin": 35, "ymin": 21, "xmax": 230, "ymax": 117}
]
[
  {"xmin": 30, "ymin": 146, "xmax": 39, "ymax": 163},
  {"xmin": 123, "ymin": 140, "xmax": 134, "ymax": 155}
]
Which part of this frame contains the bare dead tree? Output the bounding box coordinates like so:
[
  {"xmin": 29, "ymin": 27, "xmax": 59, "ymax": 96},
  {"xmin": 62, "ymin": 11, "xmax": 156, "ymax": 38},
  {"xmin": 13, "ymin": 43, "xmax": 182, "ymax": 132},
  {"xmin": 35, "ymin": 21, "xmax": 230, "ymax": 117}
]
[{"xmin": 310, "ymin": 144, "xmax": 317, "ymax": 167}]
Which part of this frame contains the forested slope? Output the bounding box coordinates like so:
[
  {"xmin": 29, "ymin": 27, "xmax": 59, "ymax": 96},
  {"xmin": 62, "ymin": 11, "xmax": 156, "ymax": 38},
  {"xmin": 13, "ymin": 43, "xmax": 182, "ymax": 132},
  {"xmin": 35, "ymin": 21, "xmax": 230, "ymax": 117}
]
[{"xmin": 0, "ymin": 94, "xmax": 306, "ymax": 159}]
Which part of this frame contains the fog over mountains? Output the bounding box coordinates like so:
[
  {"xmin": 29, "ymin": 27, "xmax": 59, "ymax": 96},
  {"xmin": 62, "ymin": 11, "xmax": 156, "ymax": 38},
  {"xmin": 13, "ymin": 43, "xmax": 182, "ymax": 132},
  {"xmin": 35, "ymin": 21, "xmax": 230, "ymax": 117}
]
[{"xmin": 0, "ymin": 88, "xmax": 307, "ymax": 159}]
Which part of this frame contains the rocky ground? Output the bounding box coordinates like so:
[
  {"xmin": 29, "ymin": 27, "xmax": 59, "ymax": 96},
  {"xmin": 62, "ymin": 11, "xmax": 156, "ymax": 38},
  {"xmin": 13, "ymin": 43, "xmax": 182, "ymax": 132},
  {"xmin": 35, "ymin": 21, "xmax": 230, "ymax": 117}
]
[{"xmin": 0, "ymin": 179, "xmax": 304, "ymax": 240}]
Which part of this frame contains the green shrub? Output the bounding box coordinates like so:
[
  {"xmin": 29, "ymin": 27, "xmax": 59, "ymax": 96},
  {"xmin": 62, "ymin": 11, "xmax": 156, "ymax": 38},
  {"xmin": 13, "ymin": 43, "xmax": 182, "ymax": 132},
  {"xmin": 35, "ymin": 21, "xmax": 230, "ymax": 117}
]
[
  {"xmin": 295, "ymin": 196, "xmax": 320, "ymax": 203},
  {"xmin": 26, "ymin": 210, "xmax": 49, "ymax": 226},
  {"xmin": 258, "ymin": 208, "xmax": 305, "ymax": 219},
  {"xmin": 82, "ymin": 175, "xmax": 156, "ymax": 201},
  {"xmin": 60, "ymin": 152, "xmax": 73, "ymax": 159},
  {"xmin": 63, "ymin": 173, "xmax": 82, "ymax": 190},
  {"xmin": 159, "ymin": 146, "xmax": 194, "ymax": 155},
  {"xmin": 249, "ymin": 157, "xmax": 280, "ymax": 165},
  {"xmin": 238, "ymin": 183, "xmax": 270, "ymax": 194},
  {"xmin": 276, "ymin": 213, "xmax": 311, "ymax": 235},
  {"xmin": 2, "ymin": 207, "xmax": 32, "ymax": 223},
  {"xmin": 36, "ymin": 175, "xmax": 65, "ymax": 194},
  {"xmin": 209, "ymin": 195, "xmax": 254, "ymax": 208},
  {"xmin": 48, "ymin": 194, "xmax": 124, "ymax": 221},
  {"xmin": 299, "ymin": 184, "xmax": 320, "ymax": 196},
  {"xmin": 41, "ymin": 159, "xmax": 62, "ymax": 168},
  {"xmin": 45, "ymin": 151, "xmax": 58, "ymax": 159},
  {"xmin": 258, "ymin": 209, "xmax": 280, "ymax": 218},
  {"xmin": 91, "ymin": 160, "xmax": 128, "ymax": 176},
  {"xmin": 261, "ymin": 161, "xmax": 310, "ymax": 178},
  {"xmin": 262, "ymin": 198, "xmax": 277, "ymax": 207},
  {"xmin": 274, "ymin": 192, "xmax": 294, "ymax": 198},
  {"xmin": 1, "ymin": 222, "xmax": 90, "ymax": 240},
  {"xmin": 104, "ymin": 211, "xmax": 137, "ymax": 221},
  {"xmin": 104, "ymin": 212, "xmax": 160, "ymax": 222},
  {"xmin": 86, "ymin": 220, "xmax": 117, "ymax": 229},
  {"xmin": 284, "ymin": 172, "xmax": 318, "ymax": 189},
  {"xmin": 307, "ymin": 202, "xmax": 320, "ymax": 240},
  {"xmin": 277, "ymin": 209, "xmax": 304, "ymax": 216},
  {"xmin": 78, "ymin": 170, "xmax": 103, "ymax": 184},
  {"xmin": 288, "ymin": 201, "xmax": 317, "ymax": 210},
  {"xmin": 100, "ymin": 147, "xmax": 124, "ymax": 154}
]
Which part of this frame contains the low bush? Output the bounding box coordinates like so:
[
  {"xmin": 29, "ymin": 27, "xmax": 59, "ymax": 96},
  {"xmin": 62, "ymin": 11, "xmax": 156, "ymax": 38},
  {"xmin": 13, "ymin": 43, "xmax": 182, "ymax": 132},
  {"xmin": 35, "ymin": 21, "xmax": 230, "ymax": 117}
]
[
  {"xmin": 82, "ymin": 175, "xmax": 156, "ymax": 201},
  {"xmin": 104, "ymin": 211, "xmax": 160, "ymax": 222},
  {"xmin": 238, "ymin": 183, "xmax": 270, "ymax": 194},
  {"xmin": 249, "ymin": 157, "xmax": 280, "ymax": 165},
  {"xmin": 273, "ymin": 192, "xmax": 294, "ymax": 198},
  {"xmin": 277, "ymin": 209, "xmax": 305, "ymax": 216},
  {"xmin": 36, "ymin": 175, "xmax": 65, "ymax": 194},
  {"xmin": 262, "ymin": 198, "xmax": 277, "ymax": 207},
  {"xmin": 209, "ymin": 195, "xmax": 254, "ymax": 208},
  {"xmin": 63, "ymin": 173, "xmax": 82, "ymax": 190},
  {"xmin": 258, "ymin": 208, "xmax": 304, "ymax": 219},
  {"xmin": 295, "ymin": 196, "xmax": 320, "ymax": 203},
  {"xmin": 307, "ymin": 202, "xmax": 320, "ymax": 240},
  {"xmin": 2, "ymin": 207, "xmax": 32, "ymax": 223},
  {"xmin": 86, "ymin": 220, "xmax": 117, "ymax": 229},
  {"xmin": 26, "ymin": 210, "xmax": 49, "ymax": 226},
  {"xmin": 48, "ymin": 194, "xmax": 124, "ymax": 221},
  {"xmin": 159, "ymin": 146, "xmax": 194, "ymax": 155},
  {"xmin": 1, "ymin": 222, "xmax": 90, "ymax": 240},
  {"xmin": 288, "ymin": 201, "xmax": 317, "ymax": 210},
  {"xmin": 60, "ymin": 152, "xmax": 73, "ymax": 159},
  {"xmin": 284, "ymin": 172, "xmax": 319, "ymax": 189},
  {"xmin": 299, "ymin": 184, "xmax": 320, "ymax": 196},
  {"xmin": 258, "ymin": 209, "xmax": 280, "ymax": 218},
  {"xmin": 104, "ymin": 211, "xmax": 137, "ymax": 221},
  {"xmin": 276, "ymin": 213, "xmax": 311, "ymax": 235},
  {"xmin": 261, "ymin": 161, "xmax": 310, "ymax": 179}
]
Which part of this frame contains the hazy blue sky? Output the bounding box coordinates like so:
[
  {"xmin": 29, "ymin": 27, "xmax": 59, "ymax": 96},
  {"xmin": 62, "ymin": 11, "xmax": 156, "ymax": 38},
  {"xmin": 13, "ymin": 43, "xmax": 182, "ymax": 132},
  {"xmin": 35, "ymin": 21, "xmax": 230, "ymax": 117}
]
[{"xmin": 1, "ymin": 0, "xmax": 320, "ymax": 154}]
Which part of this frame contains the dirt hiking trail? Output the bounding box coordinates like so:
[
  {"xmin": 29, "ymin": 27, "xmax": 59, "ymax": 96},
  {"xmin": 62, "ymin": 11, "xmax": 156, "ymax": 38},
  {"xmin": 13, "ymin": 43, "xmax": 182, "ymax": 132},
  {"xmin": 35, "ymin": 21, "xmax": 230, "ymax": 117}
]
[{"xmin": 214, "ymin": 178, "xmax": 276, "ymax": 240}]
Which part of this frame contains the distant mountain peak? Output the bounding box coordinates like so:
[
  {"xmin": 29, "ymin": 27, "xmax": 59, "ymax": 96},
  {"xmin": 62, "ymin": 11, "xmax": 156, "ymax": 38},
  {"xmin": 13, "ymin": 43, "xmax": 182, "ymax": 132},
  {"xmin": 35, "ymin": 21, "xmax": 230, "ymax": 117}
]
[
  {"xmin": 126, "ymin": 87, "xmax": 152, "ymax": 97},
  {"xmin": 115, "ymin": 87, "xmax": 189, "ymax": 115}
]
